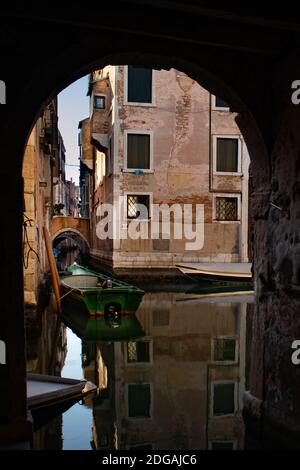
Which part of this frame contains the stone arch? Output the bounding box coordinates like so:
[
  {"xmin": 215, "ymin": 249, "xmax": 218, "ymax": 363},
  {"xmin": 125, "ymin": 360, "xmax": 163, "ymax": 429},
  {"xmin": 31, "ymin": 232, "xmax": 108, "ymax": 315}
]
[
  {"xmin": 51, "ymin": 216, "xmax": 90, "ymax": 247},
  {"xmin": 1, "ymin": 18, "xmax": 278, "ymax": 448},
  {"xmin": 15, "ymin": 45, "xmax": 268, "ymax": 184},
  {"xmin": 52, "ymin": 228, "xmax": 90, "ymax": 249},
  {"xmin": 52, "ymin": 229, "xmax": 90, "ymax": 269},
  {"xmin": 18, "ymin": 45, "xmax": 269, "ymax": 271}
]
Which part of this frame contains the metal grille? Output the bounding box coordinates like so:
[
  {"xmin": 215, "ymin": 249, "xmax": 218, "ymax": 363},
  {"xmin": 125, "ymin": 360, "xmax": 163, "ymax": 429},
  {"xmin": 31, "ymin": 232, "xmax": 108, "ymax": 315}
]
[
  {"xmin": 215, "ymin": 197, "xmax": 238, "ymax": 221},
  {"xmin": 127, "ymin": 342, "xmax": 138, "ymax": 362},
  {"xmin": 127, "ymin": 195, "xmax": 150, "ymax": 219},
  {"xmin": 127, "ymin": 341, "xmax": 150, "ymax": 363},
  {"xmin": 214, "ymin": 338, "xmax": 236, "ymax": 361}
]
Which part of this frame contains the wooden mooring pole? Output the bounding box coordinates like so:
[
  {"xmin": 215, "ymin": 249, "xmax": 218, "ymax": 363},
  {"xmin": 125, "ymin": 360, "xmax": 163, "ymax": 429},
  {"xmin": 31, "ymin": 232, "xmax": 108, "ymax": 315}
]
[{"xmin": 43, "ymin": 226, "xmax": 61, "ymax": 313}]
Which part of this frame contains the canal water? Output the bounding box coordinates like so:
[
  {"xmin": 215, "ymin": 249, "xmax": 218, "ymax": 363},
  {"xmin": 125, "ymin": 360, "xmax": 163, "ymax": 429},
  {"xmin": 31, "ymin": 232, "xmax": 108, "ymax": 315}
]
[{"xmin": 27, "ymin": 287, "xmax": 253, "ymax": 450}]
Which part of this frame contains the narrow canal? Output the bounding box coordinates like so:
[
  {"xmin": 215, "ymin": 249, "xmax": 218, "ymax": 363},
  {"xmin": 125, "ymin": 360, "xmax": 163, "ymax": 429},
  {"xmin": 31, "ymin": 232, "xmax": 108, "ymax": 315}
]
[{"xmin": 26, "ymin": 288, "xmax": 253, "ymax": 450}]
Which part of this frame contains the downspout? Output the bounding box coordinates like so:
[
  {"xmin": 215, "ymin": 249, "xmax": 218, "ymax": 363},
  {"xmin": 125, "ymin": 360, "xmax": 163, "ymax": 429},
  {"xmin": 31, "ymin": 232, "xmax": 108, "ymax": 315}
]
[
  {"xmin": 50, "ymin": 159, "xmax": 54, "ymax": 221},
  {"xmin": 209, "ymin": 94, "xmax": 212, "ymax": 193}
]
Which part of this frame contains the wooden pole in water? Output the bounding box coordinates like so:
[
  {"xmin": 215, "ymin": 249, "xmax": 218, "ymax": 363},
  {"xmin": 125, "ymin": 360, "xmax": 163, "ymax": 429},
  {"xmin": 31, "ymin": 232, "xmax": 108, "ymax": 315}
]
[{"xmin": 43, "ymin": 226, "xmax": 61, "ymax": 313}]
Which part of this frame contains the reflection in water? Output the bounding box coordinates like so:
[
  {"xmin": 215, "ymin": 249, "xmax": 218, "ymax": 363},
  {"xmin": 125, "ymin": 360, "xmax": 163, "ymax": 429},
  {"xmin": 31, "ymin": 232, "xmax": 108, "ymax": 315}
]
[
  {"xmin": 30, "ymin": 292, "xmax": 252, "ymax": 450},
  {"xmin": 61, "ymin": 331, "xmax": 93, "ymax": 450}
]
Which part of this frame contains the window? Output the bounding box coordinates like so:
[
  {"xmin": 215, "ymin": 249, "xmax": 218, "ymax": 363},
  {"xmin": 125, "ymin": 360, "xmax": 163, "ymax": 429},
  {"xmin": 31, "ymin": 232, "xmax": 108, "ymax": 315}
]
[
  {"xmin": 216, "ymin": 137, "xmax": 239, "ymax": 172},
  {"xmin": 94, "ymin": 95, "xmax": 105, "ymax": 109},
  {"xmin": 214, "ymin": 338, "xmax": 236, "ymax": 362},
  {"xmin": 212, "ymin": 382, "xmax": 236, "ymax": 416},
  {"xmin": 127, "ymin": 341, "xmax": 150, "ymax": 363},
  {"xmin": 127, "ymin": 66, "xmax": 152, "ymax": 103},
  {"xmin": 215, "ymin": 197, "xmax": 238, "ymax": 221},
  {"xmin": 128, "ymin": 384, "xmax": 151, "ymax": 418},
  {"xmin": 127, "ymin": 194, "xmax": 150, "ymax": 219},
  {"xmin": 126, "ymin": 133, "xmax": 151, "ymax": 170},
  {"xmin": 214, "ymin": 96, "xmax": 229, "ymax": 109}
]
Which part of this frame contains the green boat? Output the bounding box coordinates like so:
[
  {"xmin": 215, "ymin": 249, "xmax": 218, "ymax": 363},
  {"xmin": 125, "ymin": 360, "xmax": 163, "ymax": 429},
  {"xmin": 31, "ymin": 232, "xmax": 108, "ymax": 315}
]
[
  {"xmin": 62, "ymin": 306, "xmax": 145, "ymax": 342},
  {"xmin": 60, "ymin": 263, "xmax": 144, "ymax": 317}
]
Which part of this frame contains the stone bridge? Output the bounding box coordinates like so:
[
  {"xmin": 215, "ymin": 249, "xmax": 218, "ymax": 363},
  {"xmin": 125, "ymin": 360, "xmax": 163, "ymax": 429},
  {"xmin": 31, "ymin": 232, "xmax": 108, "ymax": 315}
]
[{"xmin": 51, "ymin": 216, "xmax": 90, "ymax": 246}]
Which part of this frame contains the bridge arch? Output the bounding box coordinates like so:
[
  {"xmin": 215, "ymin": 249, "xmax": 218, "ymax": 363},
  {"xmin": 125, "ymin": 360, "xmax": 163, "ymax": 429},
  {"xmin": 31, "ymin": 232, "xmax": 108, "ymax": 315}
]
[
  {"xmin": 51, "ymin": 216, "xmax": 90, "ymax": 246},
  {"xmin": 52, "ymin": 227, "xmax": 90, "ymax": 249}
]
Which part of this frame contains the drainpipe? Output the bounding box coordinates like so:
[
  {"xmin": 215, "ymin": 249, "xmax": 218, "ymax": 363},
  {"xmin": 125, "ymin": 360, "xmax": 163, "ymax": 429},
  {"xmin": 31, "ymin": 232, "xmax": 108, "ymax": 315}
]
[
  {"xmin": 209, "ymin": 94, "xmax": 212, "ymax": 193},
  {"xmin": 50, "ymin": 158, "xmax": 54, "ymax": 222},
  {"xmin": 240, "ymin": 146, "xmax": 250, "ymax": 262}
]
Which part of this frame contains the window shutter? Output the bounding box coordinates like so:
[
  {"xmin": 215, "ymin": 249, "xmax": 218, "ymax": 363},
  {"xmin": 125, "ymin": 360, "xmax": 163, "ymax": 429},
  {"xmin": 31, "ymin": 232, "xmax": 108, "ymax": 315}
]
[
  {"xmin": 127, "ymin": 134, "xmax": 150, "ymax": 169},
  {"xmin": 128, "ymin": 384, "xmax": 151, "ymax": 417},
  {"xmin": 216, "ymin": 138, "xmax": 238, "ymax": 172},
  {"xmin": 128, "ymin": 66, "xmax": 152, "ymax": 103}
]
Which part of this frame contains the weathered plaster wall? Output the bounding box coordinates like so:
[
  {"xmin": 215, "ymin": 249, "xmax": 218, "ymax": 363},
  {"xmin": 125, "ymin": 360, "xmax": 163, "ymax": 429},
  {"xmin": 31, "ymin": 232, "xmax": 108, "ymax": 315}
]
[
  {"xmin": 22, "ymin": 119, "xmax": 51, "ymax": 306},
  {"xmin": 110, "ymin": 66, "xmax": 249, "ymax": 268}
]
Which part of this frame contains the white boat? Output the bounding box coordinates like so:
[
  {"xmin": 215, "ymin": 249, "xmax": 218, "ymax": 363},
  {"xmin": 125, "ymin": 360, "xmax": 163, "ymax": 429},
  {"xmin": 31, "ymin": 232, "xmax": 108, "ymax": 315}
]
[
  {"xmin": 176, "ymin": 262, "xmax": 252, "ymax": 284},
  {"xmin": 27, "ymin": 373, "xmax": 96, "ymax": 411}
]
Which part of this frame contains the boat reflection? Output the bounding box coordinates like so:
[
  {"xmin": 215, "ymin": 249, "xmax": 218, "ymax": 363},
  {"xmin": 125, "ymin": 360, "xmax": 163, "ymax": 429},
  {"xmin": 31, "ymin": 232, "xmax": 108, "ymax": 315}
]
[{"xmin": 61, "ymin": 307, "xmax": 145, "ymax": 342}]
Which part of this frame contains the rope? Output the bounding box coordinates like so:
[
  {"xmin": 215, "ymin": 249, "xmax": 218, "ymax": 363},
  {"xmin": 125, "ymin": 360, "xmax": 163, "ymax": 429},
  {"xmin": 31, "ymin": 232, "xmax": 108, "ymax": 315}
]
[
  {"xmin": 58, "ymin": 287, "xmax": 78, "ymax": 301},
  {"xmin": 22, "ymin": 213, "xmax": 40, "ymax": 269}
]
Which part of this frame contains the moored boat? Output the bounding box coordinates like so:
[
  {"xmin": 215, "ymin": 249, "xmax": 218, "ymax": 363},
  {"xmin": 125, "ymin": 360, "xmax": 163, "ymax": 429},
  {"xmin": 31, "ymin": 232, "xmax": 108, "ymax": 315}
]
[
  {"xmin": 176, "ymin": 262, "xmax": 252, "ymax": 285},
  {"xmin": 60, "ymin": 263, "xmax": 144, "ymax": 317},
  {"xmin": 27, "ymin": 373, "xmax": 96, "ymax": 431},
  {"xmin": 27, "ymin": 373, "xmax": 95, "ymax": 411}
]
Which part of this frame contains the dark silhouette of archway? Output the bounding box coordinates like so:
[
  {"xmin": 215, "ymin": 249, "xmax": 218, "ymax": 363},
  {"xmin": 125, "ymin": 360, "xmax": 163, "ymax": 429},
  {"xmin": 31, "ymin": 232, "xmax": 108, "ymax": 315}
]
[{"xmin": 2, "ymin": 4, "xmax": 300, "ymax": 448}]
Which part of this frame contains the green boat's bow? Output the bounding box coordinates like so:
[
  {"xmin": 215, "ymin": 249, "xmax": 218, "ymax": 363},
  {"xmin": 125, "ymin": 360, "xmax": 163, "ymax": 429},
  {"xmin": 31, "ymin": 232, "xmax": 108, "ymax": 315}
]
[{"xmin": 60, "ymin": 263, "xmax": 144, "ymax": 316}]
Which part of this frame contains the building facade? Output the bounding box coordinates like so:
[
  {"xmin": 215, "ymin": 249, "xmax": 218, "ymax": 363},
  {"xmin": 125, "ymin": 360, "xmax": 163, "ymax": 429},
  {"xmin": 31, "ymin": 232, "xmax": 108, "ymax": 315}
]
[
  {"xmin": 79, "ymin": 66, "xmax": 250, "ymax": 270},
  {"xmin": 22, "ymin": 99, "xmax": 66, "ymax": 306}
]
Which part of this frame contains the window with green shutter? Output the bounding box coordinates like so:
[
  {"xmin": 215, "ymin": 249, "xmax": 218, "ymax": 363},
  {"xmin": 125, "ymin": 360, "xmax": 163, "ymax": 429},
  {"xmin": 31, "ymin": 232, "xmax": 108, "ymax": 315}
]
[
  {"xmin": 127, "ymin": 66, "xmax": 152, "ymax": 103},
  {"xmin": 216, "ymin": 138, "xmax": 238, "ymax": 172},
  {"xmin": 127, "ymin": 134, "xmax": 150, "ymax": 170},
  {"xmin": 213, "ymin": 383, "xmax": 235, "ymax": 416},
  {"xmin": 128, "ymin": 384, "xmax": 151, "ymax": 418}
]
